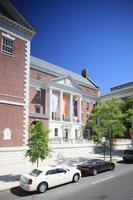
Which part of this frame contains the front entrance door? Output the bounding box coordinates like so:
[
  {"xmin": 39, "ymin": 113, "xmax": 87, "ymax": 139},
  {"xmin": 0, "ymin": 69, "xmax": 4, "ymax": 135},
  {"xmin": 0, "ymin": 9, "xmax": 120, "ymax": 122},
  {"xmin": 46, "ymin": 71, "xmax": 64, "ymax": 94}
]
[{"xmin": 63, "ymin": 129, "xmax": 69, "ymax": 139}]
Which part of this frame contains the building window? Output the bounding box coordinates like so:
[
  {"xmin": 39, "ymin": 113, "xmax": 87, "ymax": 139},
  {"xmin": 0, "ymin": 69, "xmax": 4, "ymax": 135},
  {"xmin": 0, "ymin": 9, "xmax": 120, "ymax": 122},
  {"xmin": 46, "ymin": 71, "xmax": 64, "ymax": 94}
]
[
  {"xmin": 81, "ymin": 113, "xmax": 83, "ymax": 122},
  {"xmin": 86, "ymin": 102, "xmax": 89, "ymax": 110},
  {"xmin": 2, "ymin": 37, "xmax": 14, "ymax": 55},
  {"xmin": 86, "ymin": 114, "xmax": 90, "ymax": 121},
  {"xmin": 92, "ymin": 91, "xmax": 96, "ymax": 97},
  {"xmin": 36, "ymin": 72, "xmax": 41, "ymax": 80},
  {"xmin": 55, "ymin": 128, "xmax": 58, "ymax": 137},
  {"xmin": 35, "ymin": 105, "xmax": 40, "ymax": 113},
  {"xmin": 81, "ymin": 101, "xmax": 83, "ymax": 109},
  {"xmin": 36, "ymin": 89, "xmax": 41, "ymax": 99}
]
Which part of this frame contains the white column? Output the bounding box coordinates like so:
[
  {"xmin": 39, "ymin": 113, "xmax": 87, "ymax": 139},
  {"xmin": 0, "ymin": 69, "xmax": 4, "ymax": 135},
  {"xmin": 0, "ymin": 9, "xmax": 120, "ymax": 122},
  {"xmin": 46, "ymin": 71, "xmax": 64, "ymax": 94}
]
[
  {"xmin": 45, "ymin": 90, "xmax": 48, "ymax": 115},
  {"xmin": 79, "ymin": 96, "xmax": 81, "ymax": 123},
  {"xmin": 49, "ymin": 88, "xmax": 52, "ymax": 120},
  {"xmin": 60, "ymin": 91, "xmax": 63, "ymax": 121},
  {"xmin": 70, "ymin": 93, "xmax": 73, "ymax": 122}
]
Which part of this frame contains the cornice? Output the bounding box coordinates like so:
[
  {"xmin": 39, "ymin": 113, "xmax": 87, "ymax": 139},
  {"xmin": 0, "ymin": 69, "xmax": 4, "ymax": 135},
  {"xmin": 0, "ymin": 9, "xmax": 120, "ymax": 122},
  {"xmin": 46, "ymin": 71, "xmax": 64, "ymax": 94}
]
[{"xmin": 0, "ymin": 14, "xmax": 35, "ymax": 39}]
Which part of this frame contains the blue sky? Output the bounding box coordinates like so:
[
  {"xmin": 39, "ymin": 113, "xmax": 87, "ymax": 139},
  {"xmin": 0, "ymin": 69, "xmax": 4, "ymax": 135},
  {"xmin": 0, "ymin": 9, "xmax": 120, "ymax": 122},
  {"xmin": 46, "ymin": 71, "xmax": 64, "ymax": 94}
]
[{"xmin": 12, "ymin": 0, "xmax": 133, "ymax": 94}]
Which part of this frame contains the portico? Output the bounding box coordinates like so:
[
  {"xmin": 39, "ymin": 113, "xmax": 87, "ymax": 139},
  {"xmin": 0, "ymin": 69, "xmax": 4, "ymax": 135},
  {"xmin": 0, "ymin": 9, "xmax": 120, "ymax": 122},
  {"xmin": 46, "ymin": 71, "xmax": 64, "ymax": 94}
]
[
  {"xmin": 48, "ymin": 79, "xmax": 82, "ymax": 140},
  {"xmin": 49, "ymin": 87, "xmax": 82, "ymax": 124}
]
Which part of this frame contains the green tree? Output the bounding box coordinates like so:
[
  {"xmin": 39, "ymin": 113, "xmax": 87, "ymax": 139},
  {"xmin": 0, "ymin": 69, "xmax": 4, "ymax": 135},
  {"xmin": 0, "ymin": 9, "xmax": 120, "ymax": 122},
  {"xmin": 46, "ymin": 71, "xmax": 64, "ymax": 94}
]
[
  {"xmin": 124, "ymin": 96, "xmax": 133, "ymax": 128},
  {"xmin": 26, "ymin": 121, "xmax": 50, "ymax": 167},
  {"xmin": 87, "ymin": 97, "xmax": 126, "ymax": 161}
]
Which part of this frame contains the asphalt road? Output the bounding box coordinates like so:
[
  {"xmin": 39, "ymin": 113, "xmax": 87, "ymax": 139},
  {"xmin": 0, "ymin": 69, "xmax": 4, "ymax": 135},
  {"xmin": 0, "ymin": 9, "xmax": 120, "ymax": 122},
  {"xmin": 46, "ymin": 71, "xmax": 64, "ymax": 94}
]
[{"xmin": 0, "ymin": 161, "xmax": 133, "ymax": 200}]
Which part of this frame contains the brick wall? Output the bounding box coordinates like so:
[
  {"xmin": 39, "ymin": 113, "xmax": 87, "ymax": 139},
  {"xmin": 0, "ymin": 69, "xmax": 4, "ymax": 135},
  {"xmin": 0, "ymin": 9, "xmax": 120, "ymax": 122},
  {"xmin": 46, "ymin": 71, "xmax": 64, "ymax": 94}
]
[
  {"xmin": 0, "ymin": 104, "xmax": 24, "ymax": 147},
  {"xmin": 0, "ymin": 30, "xmax": 26, "ymax": 147},
  {"xmin": 29, "ymin": 118, "xmax": 49, "ymax": 129},
  {"xmin": 29, "ymin": 86, "xmax": 45, "ymax": 114},
  {"xmin": 0, "ymin": 30, "xmax": 26, "ymax": 102},
  {"xmin": 81, "ymin": 85, "xmax": 98, "ymax": 124},
  {"xmin": 30, "ymin": 68, "xmax": 56, "ymax": 82}
]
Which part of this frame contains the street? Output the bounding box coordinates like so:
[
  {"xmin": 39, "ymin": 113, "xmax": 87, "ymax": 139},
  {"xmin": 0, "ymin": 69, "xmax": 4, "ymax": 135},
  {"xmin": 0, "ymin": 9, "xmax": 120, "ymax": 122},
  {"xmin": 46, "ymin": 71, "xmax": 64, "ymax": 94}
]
[{"xmin": 0, "ymin": 161, "xmax": 133, "ymax": 200}]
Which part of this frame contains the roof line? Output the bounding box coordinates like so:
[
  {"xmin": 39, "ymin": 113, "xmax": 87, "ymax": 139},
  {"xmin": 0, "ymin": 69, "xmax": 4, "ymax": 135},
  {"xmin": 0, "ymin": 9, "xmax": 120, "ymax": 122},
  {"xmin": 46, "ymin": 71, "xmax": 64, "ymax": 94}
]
[{"xmin": 30, "ymin": 55, "xmax": 99, "ymax": 90}]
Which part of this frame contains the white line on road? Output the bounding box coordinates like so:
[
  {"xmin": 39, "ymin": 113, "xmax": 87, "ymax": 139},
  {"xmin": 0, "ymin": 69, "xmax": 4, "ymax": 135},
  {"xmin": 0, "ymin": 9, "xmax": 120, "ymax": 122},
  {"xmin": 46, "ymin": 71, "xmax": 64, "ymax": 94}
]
[{"xmin": 91, "ymin": 175, "xmax": 115, "ymax": 185}]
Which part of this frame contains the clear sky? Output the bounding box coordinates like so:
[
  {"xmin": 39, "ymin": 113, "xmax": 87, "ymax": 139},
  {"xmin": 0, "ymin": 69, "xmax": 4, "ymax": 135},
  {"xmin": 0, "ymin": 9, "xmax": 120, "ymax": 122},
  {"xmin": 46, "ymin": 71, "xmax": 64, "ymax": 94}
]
[{"xmin": 12, "ymin": 0, "xmax": 133, "ymax": 94}]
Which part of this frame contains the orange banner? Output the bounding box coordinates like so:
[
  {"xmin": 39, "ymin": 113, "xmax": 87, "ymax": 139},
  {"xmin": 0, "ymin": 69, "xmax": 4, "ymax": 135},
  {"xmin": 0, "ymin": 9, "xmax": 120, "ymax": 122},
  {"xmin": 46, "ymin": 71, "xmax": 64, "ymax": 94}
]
[{"xmin": 63, "ymin": 95, "xmax": 69, "ymax": 116}]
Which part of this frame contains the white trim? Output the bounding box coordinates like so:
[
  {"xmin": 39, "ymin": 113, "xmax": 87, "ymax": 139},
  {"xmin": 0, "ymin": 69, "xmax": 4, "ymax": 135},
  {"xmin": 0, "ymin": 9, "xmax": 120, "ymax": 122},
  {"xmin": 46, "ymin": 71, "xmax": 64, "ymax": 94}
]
[
  {"xmin": 60, "ymin": 90, "xmax": 63, "ymax": 121},
  {"xmin": 0, "ymin": 26, "xmax": 29, "ymax": 42},
  {"xmin": 79, "ymin": 96, "xmax": 82, "ymax": 123},
  {"xmin": 35, "ymin": 87, "xmax": 41, "ymax": 91},
  {"xmin": 45, "ymin": 89, "xmax": 48, "ymax": 115},
  {"xmin": 0, "ymin": 93, "xmax": 24, "ymax": 99},
  {"xmin": 0, "ymin": 100, "xmax": 24, "ymax": 106},
  {"xmin": 49, "ymin": 86, "xmax": 82, "ymax": 98},
  {"xmin": 49, "ymin": 88, "xmax": 52, "ymax": 120},
  {"xmin": 23, "ymin": 41, "xmax": 31, "ymax": 146},
  {"xmin": 2, "ymin": 32, "xmax": 15, "ymax": 40}
]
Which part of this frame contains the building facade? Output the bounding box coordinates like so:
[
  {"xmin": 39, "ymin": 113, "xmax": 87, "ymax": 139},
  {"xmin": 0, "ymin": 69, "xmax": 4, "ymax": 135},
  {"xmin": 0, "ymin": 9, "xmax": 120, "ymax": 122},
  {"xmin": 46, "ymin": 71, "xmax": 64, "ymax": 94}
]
[
  {"xmin": 99, "ymin": 82, "xmax": 133, "ymax": 102},
  {"xmin": 0, "ymin": 0, "xmax": 35, "ymax": 148},
  {"xmin": 0, "ymin": 0, "xmax": 99, "ymax": 149},
  {"xmin": 29, "ymin": 56, "xmax": 99, "ymax": 141}
]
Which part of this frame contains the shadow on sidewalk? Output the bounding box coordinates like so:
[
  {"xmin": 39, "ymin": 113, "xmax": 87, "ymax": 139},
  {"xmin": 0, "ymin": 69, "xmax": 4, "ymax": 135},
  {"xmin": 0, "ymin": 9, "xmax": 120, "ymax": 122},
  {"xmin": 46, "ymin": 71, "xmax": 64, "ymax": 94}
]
[
  {"xmin": 93, "ymin": 146, "xmax": 124, "ymax": 157},
  {"xmin": 0, "ymin": 174, "xmax": 20, "ymax": 182},
  {"xmin": 10, "ymin": 186, "xmax": 37, "ymax": 197},
  {"xmin": 54, "ymin": 156, "xmax": 90, "ymax": 166}
]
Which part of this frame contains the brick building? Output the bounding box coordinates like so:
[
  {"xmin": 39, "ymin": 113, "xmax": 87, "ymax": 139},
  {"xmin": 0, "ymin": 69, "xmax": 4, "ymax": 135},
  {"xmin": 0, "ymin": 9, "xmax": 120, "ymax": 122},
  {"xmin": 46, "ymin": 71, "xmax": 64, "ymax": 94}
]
[
  {"xmin": 0, "ymin": 0, "xmax": 35, "ymax": 148},
  {"xmin": 0, "ymin": 0, "xmax": 99, "ymax": 149},
  {"xmin": 29, "ymin": 56, "xmax": 99, "ymax": 140}
]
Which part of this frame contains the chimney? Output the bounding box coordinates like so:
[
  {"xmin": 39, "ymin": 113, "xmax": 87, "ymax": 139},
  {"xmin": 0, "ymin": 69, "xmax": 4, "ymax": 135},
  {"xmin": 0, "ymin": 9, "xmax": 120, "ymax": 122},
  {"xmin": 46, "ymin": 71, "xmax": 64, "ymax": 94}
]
[{"xmin": 81, "ymin": 69, "xmax": 88, "ymax": 79}]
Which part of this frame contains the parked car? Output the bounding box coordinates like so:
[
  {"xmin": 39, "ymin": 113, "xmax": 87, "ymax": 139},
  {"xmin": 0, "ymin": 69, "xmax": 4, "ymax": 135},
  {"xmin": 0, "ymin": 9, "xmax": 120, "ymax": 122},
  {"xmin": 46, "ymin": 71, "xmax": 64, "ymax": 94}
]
[
  {"xmin": 123, "ymin": 149, "xmax": 133, "ymax": 163},
  {"xmin": 20, "ymin": 166, "xmax": 81, "ymax": 193},
  {"xmin": 76, "ymin": 159, "xmax": 115, "ymax": 176}
]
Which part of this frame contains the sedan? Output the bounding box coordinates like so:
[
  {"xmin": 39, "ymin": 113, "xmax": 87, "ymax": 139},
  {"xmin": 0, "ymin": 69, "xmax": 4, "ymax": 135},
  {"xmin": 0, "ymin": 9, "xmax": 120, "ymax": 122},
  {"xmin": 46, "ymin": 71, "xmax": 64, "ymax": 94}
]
[
  {"xmin": 77, "ymin": 159, "xmax": 115, "ymax": 176},
  {"xmin": 20, "ymin": 166, "xmax": 81, "ymax": 193},
  {"xmin": 123, "ymin": 149, "xmax": 133, "ymax": 163}
]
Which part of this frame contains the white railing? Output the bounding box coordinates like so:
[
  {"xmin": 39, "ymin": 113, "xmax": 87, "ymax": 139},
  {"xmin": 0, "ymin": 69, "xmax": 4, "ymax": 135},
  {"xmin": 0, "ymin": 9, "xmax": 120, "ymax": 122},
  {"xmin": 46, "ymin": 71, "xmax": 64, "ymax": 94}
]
[
  {"xmin": 116, "ymin": 139, "xmax": 131, "ymax": 145},
  {"xmin": 49, "ymin": 138, "xmax": 93, "ymax": 144}
]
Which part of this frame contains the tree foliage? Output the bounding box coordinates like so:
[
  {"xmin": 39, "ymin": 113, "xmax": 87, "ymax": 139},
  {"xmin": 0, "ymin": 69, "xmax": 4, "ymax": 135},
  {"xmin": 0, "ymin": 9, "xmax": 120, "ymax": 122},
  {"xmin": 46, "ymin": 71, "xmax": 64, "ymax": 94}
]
[
  {"xmin": 87, "ymin": 97, "xmax": 126, "ymax": 161},
  {"xmin": 26, "ymin": 121, "xmax": 50, "ymax": 167},
  {"xmin": 124, "ymin": 96, "xmax": 133, "ymax": 124}
]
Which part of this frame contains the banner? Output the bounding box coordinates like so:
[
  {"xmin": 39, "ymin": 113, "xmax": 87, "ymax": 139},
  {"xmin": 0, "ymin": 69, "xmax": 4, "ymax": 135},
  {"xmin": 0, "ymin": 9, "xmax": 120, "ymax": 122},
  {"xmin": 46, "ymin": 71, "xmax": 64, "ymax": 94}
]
[
  {"xmin": 63, "ymin": 95, "xmax": 69, "ymax": 116},
  {"xmin": 52, "ymin": 93, "xmax": 59, "ymax": 113},
  {"xmin": 73, "ymin": 100, "xmax": 77, "ymax": 116}
]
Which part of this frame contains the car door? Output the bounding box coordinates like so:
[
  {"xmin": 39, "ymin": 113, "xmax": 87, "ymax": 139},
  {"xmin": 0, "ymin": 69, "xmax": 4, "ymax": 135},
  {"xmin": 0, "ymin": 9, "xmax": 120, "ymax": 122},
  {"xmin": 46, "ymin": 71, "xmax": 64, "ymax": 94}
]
[
  {"xmin": 95, "ymin": 160, "xmax": 106, "ymax": 172},
  {"xmin": 55, "ymin": 168, "xmax": 70, "ymax": 185},
  {"xmin": 45, "ymin": 169, "xmax": 58, "ymax": 187}
]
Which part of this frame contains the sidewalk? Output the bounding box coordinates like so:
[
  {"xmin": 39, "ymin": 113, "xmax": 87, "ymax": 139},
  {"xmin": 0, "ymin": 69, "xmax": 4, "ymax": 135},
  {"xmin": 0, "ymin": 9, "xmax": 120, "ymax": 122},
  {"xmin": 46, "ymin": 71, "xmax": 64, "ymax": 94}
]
[{"xmin": 0, "ymin": 151, "xmax": 122, "ymax": 192}]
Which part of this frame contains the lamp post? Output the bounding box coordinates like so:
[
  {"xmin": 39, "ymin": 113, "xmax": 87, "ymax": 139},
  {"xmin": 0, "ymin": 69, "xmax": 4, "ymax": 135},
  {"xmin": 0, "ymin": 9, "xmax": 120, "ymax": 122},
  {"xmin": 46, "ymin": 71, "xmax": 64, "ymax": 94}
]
[{"xmin": 101, "ymin": 137, "xmax": 106, "ymax": 161}]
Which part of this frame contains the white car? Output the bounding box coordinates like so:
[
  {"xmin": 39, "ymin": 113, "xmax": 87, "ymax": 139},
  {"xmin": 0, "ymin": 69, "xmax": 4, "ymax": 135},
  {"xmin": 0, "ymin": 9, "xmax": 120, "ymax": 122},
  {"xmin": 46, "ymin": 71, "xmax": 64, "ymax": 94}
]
[{"xmin": 20, "ymin": 166, "xmax": 81, "ymax": 193}]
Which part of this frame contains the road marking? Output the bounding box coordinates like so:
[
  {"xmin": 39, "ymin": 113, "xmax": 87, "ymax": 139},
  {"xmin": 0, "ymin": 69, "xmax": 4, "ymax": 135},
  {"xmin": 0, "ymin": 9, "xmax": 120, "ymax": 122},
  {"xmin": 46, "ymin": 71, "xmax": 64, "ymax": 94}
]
[{"xmin": 91, "ymin": 175, "xmax": 115, "ymax": 185}]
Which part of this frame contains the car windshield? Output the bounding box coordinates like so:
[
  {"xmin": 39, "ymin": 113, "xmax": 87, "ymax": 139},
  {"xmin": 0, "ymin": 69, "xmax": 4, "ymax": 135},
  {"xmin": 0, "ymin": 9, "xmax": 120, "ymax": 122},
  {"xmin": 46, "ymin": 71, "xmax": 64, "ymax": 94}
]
[
  {"xmin": 86, "ymin": 160, "xmax": 97, "ymax": 165},
  {"xmin": 29, "ymin": 169, "xmax": 42, "ymax": 177},
  {"xmin": 124, "ymin": 150, "xmax": 133, "ymax": 155}
]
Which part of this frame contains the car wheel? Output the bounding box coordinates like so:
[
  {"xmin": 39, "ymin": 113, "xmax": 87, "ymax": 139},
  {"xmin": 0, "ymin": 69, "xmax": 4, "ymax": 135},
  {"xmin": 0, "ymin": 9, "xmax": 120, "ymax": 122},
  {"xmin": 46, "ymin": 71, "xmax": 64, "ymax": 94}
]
[
  {"xmin": 110, "ymin": 164, "xmax": 115, "ymax": 171},
  {"xmin": 73, "ymin": 173, "xmax": 80, "ymax": 183},
  {"xmin": 37, "ymin": 182, "xmax": 48, "ymax": 193},
  {"xmin": 92, "ymin": 169, "xmax": 97, "ymax": 176}
]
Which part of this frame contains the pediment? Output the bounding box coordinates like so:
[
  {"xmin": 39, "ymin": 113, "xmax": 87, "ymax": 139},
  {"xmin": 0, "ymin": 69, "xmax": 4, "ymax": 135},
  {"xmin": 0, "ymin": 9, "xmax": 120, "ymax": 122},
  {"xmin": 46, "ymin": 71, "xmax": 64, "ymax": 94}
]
[
  {"xmin": 57, "ymin": 77, "xmax": 73, "ymax": 88},
  {"xmin": 48, "ymin": 76, "xmax": 83, "ymax": 92}
]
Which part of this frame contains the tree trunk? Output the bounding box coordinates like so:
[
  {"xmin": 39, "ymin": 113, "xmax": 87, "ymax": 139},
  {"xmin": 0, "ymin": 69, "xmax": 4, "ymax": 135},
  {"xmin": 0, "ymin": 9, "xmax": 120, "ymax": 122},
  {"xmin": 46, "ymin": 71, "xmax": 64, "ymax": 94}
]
[
  {"xmin": 37, "ymin": 159, "xmax": 39, "ymax": 167},
  {"xmin": 109, "ymin": 138, "xmax": 112, "ymax": 162},
  {"xmin": 109, "ymin": 126, "xmax": 113, "ymax": 162}
]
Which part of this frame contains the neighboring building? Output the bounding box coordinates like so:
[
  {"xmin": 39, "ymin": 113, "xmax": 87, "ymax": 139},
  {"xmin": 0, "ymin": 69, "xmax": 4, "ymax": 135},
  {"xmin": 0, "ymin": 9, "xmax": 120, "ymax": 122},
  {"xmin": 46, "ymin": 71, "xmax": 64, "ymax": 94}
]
[
  {"xmin": 99, "ymin": 82, "xmax": 133, "ymax": 102},
  {"xmin": 0, "ymin": 0, "xmax": 35, "ymax": 148},
  {"xmin": 0, "ymin": 0, "xmax": 99, "ymax": 149},
  {"xmin": 29, "ymin": 56, "xmax": 99, "ymax": 140}
]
